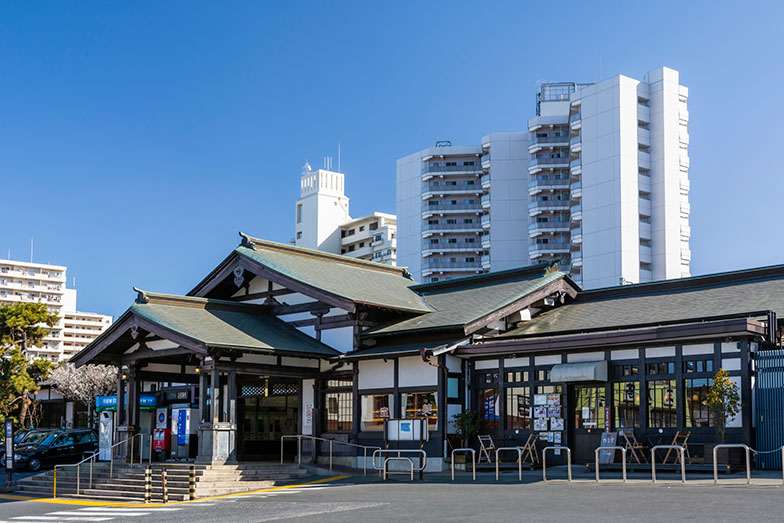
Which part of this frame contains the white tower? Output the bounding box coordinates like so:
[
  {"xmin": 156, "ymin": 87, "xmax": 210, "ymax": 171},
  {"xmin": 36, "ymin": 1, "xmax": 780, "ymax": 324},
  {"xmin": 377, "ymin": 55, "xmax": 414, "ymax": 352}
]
[{"xmin": 294, "ymin": 162, "xmax": 350, "ymax": 253}]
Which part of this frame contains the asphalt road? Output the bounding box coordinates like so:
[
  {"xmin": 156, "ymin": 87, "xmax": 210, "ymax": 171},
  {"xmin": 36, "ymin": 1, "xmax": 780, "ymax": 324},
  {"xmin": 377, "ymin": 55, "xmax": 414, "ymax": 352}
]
[{"xmin": 1, "ymin": 473, "xmax": 783, "ymax": 522}]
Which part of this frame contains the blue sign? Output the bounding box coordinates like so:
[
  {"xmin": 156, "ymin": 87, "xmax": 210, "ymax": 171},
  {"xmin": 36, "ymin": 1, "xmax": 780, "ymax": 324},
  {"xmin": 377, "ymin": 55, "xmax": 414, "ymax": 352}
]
[
  {"xmin": 177, "ymin": 410, "xmax": 188, "ymax": 445},
  {"xmin": 96, "ymin": 394, "xmax": 157, "ymax": 409}
]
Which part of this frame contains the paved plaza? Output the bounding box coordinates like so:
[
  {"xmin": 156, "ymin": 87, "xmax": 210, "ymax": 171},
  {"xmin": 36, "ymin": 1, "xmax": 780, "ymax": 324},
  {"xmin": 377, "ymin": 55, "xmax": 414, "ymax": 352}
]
[{"xmin": 2, "ymin": 468, "xmax": 783, "ymax": 523}]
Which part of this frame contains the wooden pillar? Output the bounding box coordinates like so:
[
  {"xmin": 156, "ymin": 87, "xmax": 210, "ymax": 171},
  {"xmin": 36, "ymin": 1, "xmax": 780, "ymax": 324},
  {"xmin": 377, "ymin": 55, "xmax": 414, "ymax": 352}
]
[
  {"xmin": 228, "ymin": 370, "xmax": 238, "ymax": 426},
  {"xmin": 128, "ymin": 367, "xmax": 140, "ymax": 428},
  {"xmin": 211, "ymin": 368, "xmax": 220, "ymax": 424},
  {"xmin": 116, "ymin": 368, "xmax": 125, "ymax": 427}
]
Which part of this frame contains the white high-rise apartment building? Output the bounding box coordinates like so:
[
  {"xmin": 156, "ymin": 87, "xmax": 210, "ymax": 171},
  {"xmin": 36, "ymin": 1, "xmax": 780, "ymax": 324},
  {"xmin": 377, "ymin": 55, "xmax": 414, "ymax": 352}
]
[
  {"xmin": 294, "ymin": 163, "xmax": 398, "ymax": 264},
  {"xmin": 0, "ymin": 259, "xmax": 112, "ymax": 361},
  {"xmin": 397, "ymin": 66, "xmax": 690, "ymax": 288}
]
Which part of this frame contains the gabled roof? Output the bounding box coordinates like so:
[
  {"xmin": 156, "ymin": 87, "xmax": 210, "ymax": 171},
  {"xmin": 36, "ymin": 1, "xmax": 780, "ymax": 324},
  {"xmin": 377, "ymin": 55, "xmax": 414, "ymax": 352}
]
[
  {"xmin": 70, "ymin": 290, "xmax": 339, "ymax": 366},
  {"xmin": 189, "ymin": 234, "xmax": 432, "ymax": 314},
  {"xmin": 363, "ymin": 262, "xmax": 577, "ymax": 337},
  {"xmin": 496, "ymin": 264, "xmax": 784, "ymax": 339}
]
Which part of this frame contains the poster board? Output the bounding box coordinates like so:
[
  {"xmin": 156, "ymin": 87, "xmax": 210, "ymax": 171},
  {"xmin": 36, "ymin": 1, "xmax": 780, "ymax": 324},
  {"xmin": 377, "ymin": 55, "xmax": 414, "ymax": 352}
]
[
  {"xmin": 385, "ymin": 419, "xmax": 428, "ymax": 442},
  {"xmin": 598, "ymin": 431, "xmax": 618, "ymax": 464}
]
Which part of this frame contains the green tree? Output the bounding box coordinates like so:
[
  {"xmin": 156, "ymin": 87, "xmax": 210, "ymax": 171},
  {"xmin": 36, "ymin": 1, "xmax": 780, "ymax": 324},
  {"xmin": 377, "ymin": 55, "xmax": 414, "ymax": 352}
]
[
  {"xmin": 0, "ymin": 302, "xmax": 59, "ymax": 427},
  {"xmin": 452, "ymin": 409, "xmax": 480, "ymax": 448},
  {"xmin": 705, "ymin": 368, "xmax": 741, "ymax": 443}
]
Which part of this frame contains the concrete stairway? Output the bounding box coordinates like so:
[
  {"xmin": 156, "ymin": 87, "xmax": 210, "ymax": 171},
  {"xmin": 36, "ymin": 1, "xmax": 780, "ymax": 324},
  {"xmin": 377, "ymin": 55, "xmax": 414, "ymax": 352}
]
[{"xmin": 15, "ymin": 462, "xmax": 309, "ymax": 502}]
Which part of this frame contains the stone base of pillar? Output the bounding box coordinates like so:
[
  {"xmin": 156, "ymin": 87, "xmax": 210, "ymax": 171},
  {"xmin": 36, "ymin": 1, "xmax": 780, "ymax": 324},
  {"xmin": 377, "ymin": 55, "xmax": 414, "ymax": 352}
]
[
  {"xmin": 196, "ymin": 423, "xmax": 237, "ymax": 464},
  {"xmin": 114, "ymin": 425, "xmax": 139, "ymax": 462}
]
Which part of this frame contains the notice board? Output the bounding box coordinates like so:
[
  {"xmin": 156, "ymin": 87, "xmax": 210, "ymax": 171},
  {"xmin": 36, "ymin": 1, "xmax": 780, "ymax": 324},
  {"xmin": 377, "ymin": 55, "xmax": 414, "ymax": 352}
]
[{"xmin": 598, "ymin": 432, "xmax": 618, "ymax": 464}]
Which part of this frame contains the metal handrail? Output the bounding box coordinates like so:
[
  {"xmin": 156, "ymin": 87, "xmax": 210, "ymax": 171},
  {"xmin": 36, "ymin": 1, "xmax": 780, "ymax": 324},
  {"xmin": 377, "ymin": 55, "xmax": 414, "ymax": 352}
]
[
  {"xmin": 372, "ymin": 449, "xmax": 427, "ymax": 472},
  {"xmin": 594, "ymin": 446, "xmax": 627, "ymax": 483},
  {"xmin": 712, "ymin": 444, "xmax": 751, "ymax": 485},
  {"xmin": 280, "ymin": 435, "xmax": 381, "ymax": 476},
  {"xmin": 651, "ymin": 444, "xmax": 685, "ymax": 484},
  {"xmin": 53, "ymin": 451, "xmax": 98, "ymax": 498},
  {"xmin": 495, "ymin": 447, "xmax": 523, "ymax": 482},
  {"xmin": 383, "ymin": 457, "xmax": 414, "ymax": 481},
  {"xmin": 451, "ymin": 448, "xmax": 476, "ymax": 481},
  {"xmin": 542, "ymin": 446, "xmax": 572, "ymax": 482}
]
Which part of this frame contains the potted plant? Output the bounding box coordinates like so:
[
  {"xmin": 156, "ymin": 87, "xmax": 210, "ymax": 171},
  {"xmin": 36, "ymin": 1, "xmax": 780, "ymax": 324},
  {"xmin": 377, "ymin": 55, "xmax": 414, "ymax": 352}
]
[
  {"xmin": 704, "ymin": 369, "xmax": 742, "ymax": 465},
  {"xmin": 451, "ymin": 409, "xmax": 480, "ymax": 464}
]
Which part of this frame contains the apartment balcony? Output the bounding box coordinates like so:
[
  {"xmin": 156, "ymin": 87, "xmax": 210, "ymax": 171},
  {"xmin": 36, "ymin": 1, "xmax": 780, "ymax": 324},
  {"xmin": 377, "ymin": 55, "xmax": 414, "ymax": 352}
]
[
  {"xmin": 569, "ymin": 181, "xmax": 582, "ymax": 199},
  {"xmin": 679, "ymin": 109, "xmax": 689, "ymax": 124},
  {"xmin": 528, "ymin": 221, "xmax": 570, "ymax": 236},
  {"xmin": 421, "ymin": 222, "xmax": 482, "ymax": 236},
  {"xmin": 679, "ymin": 155, "xmax": 690, "ymax": 169},
  {"xmin": 638, "ymin": 151, "xmax": 651, "ymax": 170},
  {"xmin": 679, "ymin": 131, "xmax": 690, "ymax": 146},
  {"xmin": 482, "ymin": 257, "xmax": 491, "ymax": 270},
  {"xmin": 638, "ymin": 104, "xmax": 650, "ymax": 123},
  {"xmin": 422, "ymin": 239, "xmax": 483, "ymax": 254},
  {"xmin": 528, "ymin": 156, "xmax": 569, "ymax": 173},
  {"xmin": 481, "ymin": 174, "xmax": 491, "ymax": 190},
  {"xmin": 571, "ymin": 254, "xmax": 583, "ymax": 267},
  {"xmin": 570, "ymin": 136, "xmax": 582, "ymax": 153},
  {"xmin": 570, "ymin": 158, "xmax": 582, "ymax": 175},
  {"xmin": 528, "ymin": 177, "xmax": 569, "ymax": 195},
  {"xmin": 569, "ymin": 113, "xmax": 582, "ymax": 129},
  {"xmin": 638, "ymin": 128, "xmax": 651, "ymax": 147},
  {"xmin": 680, "ymin": 177, "xmax": 690, "ymax": 193},
  {"xmin": 680, "ymin": 201, "xmax": 690, "ymax": 216},
  {"xmin": 481, "ymin": 234, "xmax": 490, "ymax": 249},
  {"xmin": 528, "ymin": 200, "xmax": 570, "ymax": 216},
  {"xmin": 681, "ymin": 224, "xmax": 691, "ymax": 239},
  {"xmin": 421, "ymin": 163, "xmax": 483, "ymax": 176},
  {"xmin": 422, "ymin": 261, "xmax": 484, "ymax": 274},
  {"xmin": 681, "ymin": 248, "xmax": 692, "ymax": 262},
  {"xmin": 481, "ymin": 194, "xmax": 491, "ymax": 209},
  {"xmin": 421, "ymin": 202, "xmax": 483, "ymax": 217},
  {"xmin": 571, "ymin": 228, "xmax": 583, "ymax": 245},
  {"xmin": 528, "ymin": 134, "xmax": 569, "ymax": 154},
  {"xmin": 529, "ymin": 242, "xmax": 571, "ymax": 256},
  {"xmin": 570, "ymin": 204, "xmax": 582, "ymax": 222},
  {"xmin": 481, "ymin": 154, "xmax": 491, "ymax": 170},
  {"xmin": 481, "ymin": 214, "xmax": 491, "ymax": 229}
]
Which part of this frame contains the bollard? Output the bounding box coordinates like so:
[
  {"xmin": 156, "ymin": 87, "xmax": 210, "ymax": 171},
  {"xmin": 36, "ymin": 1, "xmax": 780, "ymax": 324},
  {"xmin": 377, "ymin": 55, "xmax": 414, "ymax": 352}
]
[
  {"xmin": 189, "ymin": 465, "xmax": 196, "ymax": 500},
  {"xmin": 144, "ymin": 467, "xmax": 151, "ymax": 504},
  {"xmin": 161, "ymin": 467, "xmax": 168, "ymax": 503},
  {"xmin": 53, "ymin": 467, "xmax": 57, "ymax": 499}
]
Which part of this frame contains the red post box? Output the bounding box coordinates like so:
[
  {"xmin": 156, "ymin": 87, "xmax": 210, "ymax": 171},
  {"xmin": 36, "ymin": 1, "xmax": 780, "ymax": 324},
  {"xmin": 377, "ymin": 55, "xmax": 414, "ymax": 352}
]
[{"xmin": 153, "ymin": 428, "xmax": 171, "ymax": 450}]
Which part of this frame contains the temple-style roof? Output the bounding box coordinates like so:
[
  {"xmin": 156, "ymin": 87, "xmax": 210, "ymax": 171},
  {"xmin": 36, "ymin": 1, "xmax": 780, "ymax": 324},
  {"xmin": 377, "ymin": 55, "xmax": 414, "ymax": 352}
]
[
  {"xmin": 363, "ymin": 262, "xmax": 578, "ymax": 337},
  {"xmin": 70, "ymin": 291, "xmax": 339, "ymax": 366},
  {"xmin": 190, "ymin": 234, "xmax": 432, "ymax": 314},
  {"xmin": 493, "ymin": 264, "xmax": 784, "ymax": 340}
]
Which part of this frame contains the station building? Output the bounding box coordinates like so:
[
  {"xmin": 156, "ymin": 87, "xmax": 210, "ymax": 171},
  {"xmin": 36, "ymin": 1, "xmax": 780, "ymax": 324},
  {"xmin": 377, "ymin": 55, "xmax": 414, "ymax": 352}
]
[{"xmin": 71, "ymin": 233, "xmax": 784, "ymax": 468}]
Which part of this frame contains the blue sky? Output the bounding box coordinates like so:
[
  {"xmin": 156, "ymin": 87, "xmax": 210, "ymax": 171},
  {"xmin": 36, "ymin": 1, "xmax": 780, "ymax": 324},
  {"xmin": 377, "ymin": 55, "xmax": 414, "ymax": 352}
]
[{"xmin": 1, "ymin": 1, "xmax": 782, "ymax": 317}]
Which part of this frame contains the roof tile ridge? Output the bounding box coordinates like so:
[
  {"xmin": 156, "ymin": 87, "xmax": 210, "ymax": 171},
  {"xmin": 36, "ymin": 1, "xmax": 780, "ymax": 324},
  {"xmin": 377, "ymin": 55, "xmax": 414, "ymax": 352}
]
[{"xmin": 133, "ymin": 288, "xmax": 268, "ymax": 311}]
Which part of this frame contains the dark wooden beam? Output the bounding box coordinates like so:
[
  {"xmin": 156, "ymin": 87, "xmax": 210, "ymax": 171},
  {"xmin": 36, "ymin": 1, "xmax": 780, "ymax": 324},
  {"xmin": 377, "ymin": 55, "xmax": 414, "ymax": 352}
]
[
  {"xmin": 136, "ymin": 370, "xmax": 200, "ymax": 384},
  {"xmin": 202, "ymin": 361, "xmax": 320, "ymax": 379},
  {"xmin": 232, "ymin": 288, "xmax": 296, "ymax": 302},
  {"xmin": 269, "ymin": 302, "xmax": 331, "ymax": 316},
  {"xmin": 120, "ymin": 346, "xmax": 197, "ymax": 364}
]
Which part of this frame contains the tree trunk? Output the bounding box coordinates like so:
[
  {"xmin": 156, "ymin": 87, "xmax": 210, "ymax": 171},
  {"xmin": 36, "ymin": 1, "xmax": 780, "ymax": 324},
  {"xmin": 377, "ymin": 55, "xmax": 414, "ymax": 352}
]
[{"xmin": 18, "ymin": 393, "xmax": 31, "ymax": 429}]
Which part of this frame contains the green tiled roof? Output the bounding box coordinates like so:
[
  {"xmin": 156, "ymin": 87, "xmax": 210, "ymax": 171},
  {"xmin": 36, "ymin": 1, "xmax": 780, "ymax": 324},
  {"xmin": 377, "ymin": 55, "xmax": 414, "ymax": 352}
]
[
  {"xmin": 237, "ymin": 236, "xmax": 432, "ymax": 313},
  {"xmin": 499, "ymin": 265, "xmax": 784, "ymax": 338},
  {"xmin": 365, "ymin": 265, "xmax": 570, "ymax": 336},
  {"xmin": 132, "ymin": 292, "xmax": 339, "ymax": 356}
]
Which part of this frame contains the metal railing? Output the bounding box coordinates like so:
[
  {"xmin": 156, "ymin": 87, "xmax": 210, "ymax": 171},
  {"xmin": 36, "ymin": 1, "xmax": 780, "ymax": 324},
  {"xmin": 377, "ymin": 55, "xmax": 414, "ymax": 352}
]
[
  {"xmin": 542, "ymin": 446, "xmax": 572, "ymax": 482},
  {"xmin": 372, "ymin": 449, "xmax": 427, "ymax": 475},
  {"xmin": 651, "ymin": 444, "xmax": 685, "ymax": 484},
  {"xmin": 280, "ymin": 435, "xmax": 381, "ymax": 476},
  {"xmin": 383, "ymin": 457, "xmax": 414, "ymax": 481},
  {"xmin": 450, "ymin": 448, "xmax": 476, "ymax": 481},
  {"xmin": 712, "ymin": 444, "xmax": 751, "ymax": 485},
  {"xmin": 594, "ymin": 446, "xmax": 627, "ymax": 483},
  {"xmin": 53, "ymin": 433, "xmax": 147, "ymax": 499},
  {"xmin": 495, "ymin": 447, "xmax": 523, "ymax": 481}
]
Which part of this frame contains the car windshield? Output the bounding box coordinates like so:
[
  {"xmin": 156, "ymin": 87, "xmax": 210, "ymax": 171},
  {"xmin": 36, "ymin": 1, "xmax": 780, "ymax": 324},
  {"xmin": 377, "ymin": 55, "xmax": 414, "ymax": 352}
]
[
  {"xmin": 39, "ymin": 433, "xmax": 59, "ymax": 447},
  {"xmin": 24, "ymin": 432, "xmax": 52, "ymax": 445},
  {"xmin": 12, "ymin": 431, "xmax": 30, "ymax": 444}
]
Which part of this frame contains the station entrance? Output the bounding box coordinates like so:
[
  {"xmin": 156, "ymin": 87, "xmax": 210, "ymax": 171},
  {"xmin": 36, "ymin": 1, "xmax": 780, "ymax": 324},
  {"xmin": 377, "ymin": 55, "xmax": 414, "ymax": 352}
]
[{"xmin": 237, "ymin": 378, "xmax": 301, "ymax": 461}]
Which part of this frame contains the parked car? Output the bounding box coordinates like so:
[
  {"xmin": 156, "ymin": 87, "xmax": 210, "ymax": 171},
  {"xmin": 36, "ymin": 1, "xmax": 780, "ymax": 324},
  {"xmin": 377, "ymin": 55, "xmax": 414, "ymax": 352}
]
[
  {"xmin": 13, "ymin": 429, "xmax": 98, "ymax": 472},
  {"xmin": 1, "ymin": 428, "xmax": 59, "ymax": 461}
]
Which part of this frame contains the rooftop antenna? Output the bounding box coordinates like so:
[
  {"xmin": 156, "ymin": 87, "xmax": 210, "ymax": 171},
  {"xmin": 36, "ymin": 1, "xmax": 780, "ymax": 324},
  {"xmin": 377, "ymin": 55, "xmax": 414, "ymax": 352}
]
[{"xmin": 73, "ymin": 276, "xmax": 76, "ymax": 289}]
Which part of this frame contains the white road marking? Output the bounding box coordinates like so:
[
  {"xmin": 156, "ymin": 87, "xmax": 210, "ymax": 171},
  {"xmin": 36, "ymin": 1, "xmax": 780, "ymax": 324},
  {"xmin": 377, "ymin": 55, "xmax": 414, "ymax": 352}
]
[
  {"xmin": 11, "ymin": 517, "xmax": 113, "ymax": 522},
  {"xmin": 48, "ymin": 511, "xmax": 147, "ymax": 517},
  {"xmin": 79, "ymin": 507, "xmax": 181, "ymax": 512}
]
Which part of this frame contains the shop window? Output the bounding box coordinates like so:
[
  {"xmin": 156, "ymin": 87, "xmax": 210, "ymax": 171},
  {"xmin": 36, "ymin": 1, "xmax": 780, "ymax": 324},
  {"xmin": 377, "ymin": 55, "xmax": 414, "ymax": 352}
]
[
  {"xmin": 647, "ymin": 380, "xmax": 677, "ymax": 428},
  {"xmin": 481, "ymin": 372, "xmax": 499, "ymax": 384},
  {"xmin": 506, "ymin": 371, "xmax": 529, "ymax": 383},
  {"xmin": 505, "ymin": 386, "xmax": 531, "ymax": 430},
  {"xmin": 479, "ymin": 387, "xmax": 499, "ymax": 431},
  {"xmin": 685, "ymin": 378, "xmax": 714, "ymax": 427},
  {"xmin": 684, "ymin": 359, "xmax": 713, "ymax": 374},
  {"xmin": 536, "ymin": 369, "xmax": 551, "ymax": 381},
  {"xmin": 401, "ymin": 391, "xmax": 438, "ymax": 431},
  {"xmin": 612, "ymin": 364, "xmax": 639, "ymax": 378},
  {"xmin": 447, "ymin": 377, "xmax": 460, "ymax": 399},
  {"xmin": 613, "ymin": 382, "xmax": 640, "ymax": 428},
  {"xmin": 360, "ymin": 394, "xmax": 392, "ymax": 432},
  {"xmin": 574, "ymin": 386, "xmax": 605, "ymax": 429},
  {"xmin": 536, "ymin": 385, "xmax": 562, "ymax": 395},
  {"xmin": 647, "ymin": 362, "xmax": 675, "ymax": 375},
  {"xmin": 324, "ymin": 379, "xmax": 353, "ymax": 432}
]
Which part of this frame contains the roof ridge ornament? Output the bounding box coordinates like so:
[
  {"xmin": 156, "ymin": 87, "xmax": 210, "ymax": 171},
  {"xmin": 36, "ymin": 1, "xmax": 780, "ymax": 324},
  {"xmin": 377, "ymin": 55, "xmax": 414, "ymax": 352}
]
[
  {"xmin": 133, "ymin": 287, "xmax": 149, "ymax": 304},
  {"xmin": 238, "ymin": 232, "xmax": 256, "ymax": 250},
  {"xmin": 233, "ymin": 266, "xmax": 245, "ymax": 288}
]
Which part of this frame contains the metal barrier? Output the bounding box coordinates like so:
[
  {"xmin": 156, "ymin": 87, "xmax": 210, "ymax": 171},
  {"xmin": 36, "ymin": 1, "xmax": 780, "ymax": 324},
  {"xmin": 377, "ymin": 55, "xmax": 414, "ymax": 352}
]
[
  {"xmin": 161, "ymin": 467, "xmax": 168, "ymax": 503},
  {"xmin": 383, "ymin": 457, "xmax": 415, "ymax": 481},
  {"xmin": 712, "ymin": 444, "xmax": 751, "ymax": 485},
  {"xmin": 280, "ymin": 435, "xmax": 380, "ymax": 476},
  {"xmin": 144, "ymin": 466, "xmax": 151, "ymax": 504},
  {"xmin": 189, "ymin": 465, "xmax": 196, "ymax": 500},
  {"xmin": 542, "ymin": 446, "xmax": 572, "ymax": 482},
  {"xmin": 372, "ymin": 449, "xmax": 427, "ymax": 479},
  {"xmin": 495, "ymin": 447, "xmax": 523, "ymax": 482},
  {"xmin": 594, "ymin": 446, "xmax": 627, "ymax": 483},
  {"xmin": 451, "ymin": 448, "xmax": 476, "ymax": 481},
  {"xmin": 651, "ymin": 445, "xmax": 685, "ymax": 484}
]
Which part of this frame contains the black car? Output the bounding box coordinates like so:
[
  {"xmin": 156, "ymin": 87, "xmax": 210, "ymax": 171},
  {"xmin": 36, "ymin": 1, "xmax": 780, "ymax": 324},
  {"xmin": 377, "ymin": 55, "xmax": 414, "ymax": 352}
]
[
  {"xmin": 1, "ymin": 429, "xmax": 59, "ymax": 462},
  {"xmin": 14, "ymin": 429, "xmax": 98, "ymax": 472}
]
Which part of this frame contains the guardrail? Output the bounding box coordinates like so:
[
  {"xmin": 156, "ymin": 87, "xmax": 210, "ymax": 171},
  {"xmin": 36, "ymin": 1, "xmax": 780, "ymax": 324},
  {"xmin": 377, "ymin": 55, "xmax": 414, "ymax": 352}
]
[
  {"xmin": 372, "ymin": 449, "xmax": 427, "ymax": 479},
  {"xmin": 713, "ymin": 444, "xmax": 751, "ymax": 485},
  {"xmin": 383, "ymin": 457, "xmax": 415, "ymax": 481},
  {"xmin": 594, "ymin": 446, "xmax": 627, "ymax": 483},
  {"xmin": 542, "ymin": 446, "xmax": 572, "ymax": 482},
  {"xmin": 451, "ymin": 448, "xmax": 476, "ymax": 481},
  {"xmin": 280, "ymin": 435, "xmax": 381, "ymax": 476},
  {"xmin": 651, "ymin": 445, "xmax": 685, "ymax": 484},
  {"xmin": 495, "ymin": 447, "xmax": 523, "ymax": 481}
]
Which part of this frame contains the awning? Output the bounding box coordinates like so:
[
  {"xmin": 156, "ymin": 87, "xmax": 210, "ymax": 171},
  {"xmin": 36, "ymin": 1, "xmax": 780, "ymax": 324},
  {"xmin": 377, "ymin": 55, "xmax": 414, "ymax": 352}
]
[{"xmin": 550, "ymin": 361, "xmax": 608, "ymax": 383}]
